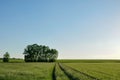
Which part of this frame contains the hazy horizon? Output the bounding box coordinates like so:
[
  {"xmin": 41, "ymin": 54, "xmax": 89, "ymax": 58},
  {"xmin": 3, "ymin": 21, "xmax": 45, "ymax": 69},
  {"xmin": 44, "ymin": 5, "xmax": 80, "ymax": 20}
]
[{"xmin": 0, "ymin": 0, "xmax": 120, "ymax": 59}]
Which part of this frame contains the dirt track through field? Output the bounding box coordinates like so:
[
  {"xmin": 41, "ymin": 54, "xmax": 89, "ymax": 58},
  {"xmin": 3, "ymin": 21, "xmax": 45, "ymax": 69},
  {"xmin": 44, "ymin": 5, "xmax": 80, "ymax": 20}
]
[
  {"xmin": 58, "ymin": 63, "xmax": 99, "ymax": 80},
  {"xmin": 52, "ymin": 63, "xmax": 70, "ymax": 80},
  {"xmin": 52, "ymin": 64, "xmax": 56, "ymax": 80}
]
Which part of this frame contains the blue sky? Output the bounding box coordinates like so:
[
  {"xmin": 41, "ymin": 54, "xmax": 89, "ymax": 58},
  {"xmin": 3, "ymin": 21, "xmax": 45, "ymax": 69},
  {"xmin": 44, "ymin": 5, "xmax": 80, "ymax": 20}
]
[{"xmin": 0, "ymin": 0, "xmax": 120, "ymax": 59}]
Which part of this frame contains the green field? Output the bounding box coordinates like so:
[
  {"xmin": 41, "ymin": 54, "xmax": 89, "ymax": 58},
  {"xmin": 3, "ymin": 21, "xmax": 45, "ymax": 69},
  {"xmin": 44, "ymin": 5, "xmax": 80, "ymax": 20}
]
[
  {"xmin": 0, "ymin": 63, "xmax": 54, "ymax": 80},
  {"xmin": 62, "ymin": 63, "xmax": 120, "ymax": 80},
  {"xmin": 57, "ymin": 59, "xmax": 120, "ymax": 63},
  {"xmin": 0, "ymin": 60, "xmax": 120, "ymax": 80}
]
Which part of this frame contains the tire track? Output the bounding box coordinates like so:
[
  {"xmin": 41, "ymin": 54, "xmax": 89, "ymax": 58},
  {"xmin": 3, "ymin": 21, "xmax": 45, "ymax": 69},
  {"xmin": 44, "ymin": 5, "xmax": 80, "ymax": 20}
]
[
  {"xmin": 53, "ymin": 63, "xmax": 70, "ymax": 80},
  {"xmin": 52, "ymin": 63, "xmax": 56, "ymax": 80},
  {"xmin": 59, "ymin": 63, "xmax": 100, "ymax": 80},
  {"xmin": 59, "ymin": 63, "xmax": 79, "ymax": 80}
]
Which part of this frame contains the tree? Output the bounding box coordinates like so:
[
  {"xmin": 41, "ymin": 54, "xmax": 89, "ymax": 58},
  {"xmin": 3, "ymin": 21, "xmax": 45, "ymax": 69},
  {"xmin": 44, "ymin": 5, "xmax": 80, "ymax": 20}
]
[
  {"xmin": 23, "ymin": 44, "xmax": 58, "ymax": 62},
  {"xmin": 3, "ymin": 52, "xmax": 10, "ymax": 62},
  {"xmin": 47, "ymin": 49, "xmax": 58, "ymax": 62}
]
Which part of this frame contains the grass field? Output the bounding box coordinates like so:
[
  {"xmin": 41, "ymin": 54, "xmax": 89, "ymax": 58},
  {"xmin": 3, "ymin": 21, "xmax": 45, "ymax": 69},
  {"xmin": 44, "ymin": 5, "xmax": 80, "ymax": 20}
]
[
  {"xmin": 0, "ymin": 63, "xmax": 54, "ymax": 80},
  {"xmin": 57, "ymin": 59, "xmax": 120, "ymax": 63},
  {"xmin": 63, "ymin": 63, "xmax": 120, "ymax": 80},
  {"xmin": 0, "ymin": 60, "xmax": 120, "ymax": 80}
]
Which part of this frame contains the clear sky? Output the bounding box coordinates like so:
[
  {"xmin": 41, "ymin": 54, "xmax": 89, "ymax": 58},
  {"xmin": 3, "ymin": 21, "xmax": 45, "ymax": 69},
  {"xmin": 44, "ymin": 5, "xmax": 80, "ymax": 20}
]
[{"xmin": 0, "ymin": 0, "xmax": 120, "ymax": 59}]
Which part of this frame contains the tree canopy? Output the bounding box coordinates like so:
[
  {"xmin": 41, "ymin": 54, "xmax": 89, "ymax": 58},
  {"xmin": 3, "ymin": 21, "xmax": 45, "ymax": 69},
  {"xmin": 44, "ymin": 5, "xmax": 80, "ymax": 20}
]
[
  {"xmin": 23, "ymin": 44, "xmax": 58, "ymax": 62},
  {"xmin": 3, "ymin": 52, "xmax": 10, "ymax": 62}
]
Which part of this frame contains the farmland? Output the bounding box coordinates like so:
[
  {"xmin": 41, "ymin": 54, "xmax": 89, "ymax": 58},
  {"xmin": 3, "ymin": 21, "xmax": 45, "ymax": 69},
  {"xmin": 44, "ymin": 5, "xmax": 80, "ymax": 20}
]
[
  {"xmin": 0, "ymin": 60, "xmax": 120, "ymax": 80},
  {"xmin": 62, "ymin": 63, "xmax": 120, "ymax": 80},
  {"xmin": 0, "ymin": 63, "xmax": 54, "ymax": 80}
]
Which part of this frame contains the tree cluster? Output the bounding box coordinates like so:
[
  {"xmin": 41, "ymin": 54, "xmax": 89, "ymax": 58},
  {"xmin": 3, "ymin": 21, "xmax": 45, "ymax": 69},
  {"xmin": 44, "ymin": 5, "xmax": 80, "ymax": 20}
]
[{"xmin": 23, "ymin": 44, "xmax": 58, "ymax": 62}]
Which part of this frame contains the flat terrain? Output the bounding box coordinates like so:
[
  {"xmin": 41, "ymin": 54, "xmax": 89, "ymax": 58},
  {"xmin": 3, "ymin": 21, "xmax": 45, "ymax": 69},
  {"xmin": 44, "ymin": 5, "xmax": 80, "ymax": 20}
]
[
  {"xmin": 0, "ymin": 63, "xmax": 54, "ymax": 80},
  {"xmin": 0, "ymin": 60, "xmax": 120, "ymax": 80},
  {"xmin": 63, "ymin": 63, "xmax": 120, "ymax": 80},
  {"xmin": 57, "ymin": 59, "xmax": 120, "ymax": 63}
]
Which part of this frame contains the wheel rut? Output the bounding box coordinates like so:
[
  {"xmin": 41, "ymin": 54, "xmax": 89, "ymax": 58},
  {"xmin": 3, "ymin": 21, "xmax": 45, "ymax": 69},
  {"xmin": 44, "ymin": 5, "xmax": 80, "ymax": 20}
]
[
  {"xmin": 52, "ymin": 63, "xmax": 70, "ymax": 80},
  {"xmin": 52, "ymin": 63, "xmax": 56, "ymax": 80},
  {"xmin": 58, "ymin": 63, "xmax": 100, "ymax": 80}
]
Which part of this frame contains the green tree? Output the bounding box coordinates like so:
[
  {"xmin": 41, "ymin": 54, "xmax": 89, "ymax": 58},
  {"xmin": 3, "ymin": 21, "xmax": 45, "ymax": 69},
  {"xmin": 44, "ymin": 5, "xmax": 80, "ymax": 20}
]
[
  {"xmin": 23, "ymin": 44, "xmax": 58, "ymax": 62},
  {"xmin": 49, "ymin": 49, "xmax": 58, "ymax": 62},
  {"xmin": 3, "ymin": 52, "xmax": 10, "ymax": 62}
]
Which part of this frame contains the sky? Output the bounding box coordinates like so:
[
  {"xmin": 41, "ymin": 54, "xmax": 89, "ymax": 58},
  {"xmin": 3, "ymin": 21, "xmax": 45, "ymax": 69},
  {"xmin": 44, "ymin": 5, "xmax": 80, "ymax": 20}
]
[{"xmin": 0, "ymin": 0, "xmax": 120, "ymax": 59}]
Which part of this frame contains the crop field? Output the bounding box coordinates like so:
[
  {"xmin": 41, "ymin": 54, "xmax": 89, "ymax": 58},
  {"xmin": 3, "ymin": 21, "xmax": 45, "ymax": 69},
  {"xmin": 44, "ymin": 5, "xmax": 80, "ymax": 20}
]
[
  {"xmin": 0, "ymin": 60, "xmax": 120, "ymax": 80},
  {"xmin": 62, "ymin": 63, "xmax": 120, "ymax": 80},
  {"xmin": 0, "ymin": 63, "xmax": 54, "ymax": 80}
]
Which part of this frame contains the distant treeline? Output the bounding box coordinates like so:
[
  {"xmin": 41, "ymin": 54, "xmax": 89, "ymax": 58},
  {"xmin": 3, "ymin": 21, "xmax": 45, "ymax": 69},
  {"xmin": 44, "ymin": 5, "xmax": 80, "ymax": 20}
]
[{"xmin": 0, "ymin": 58, "xmax": 24, "ymax": 63}]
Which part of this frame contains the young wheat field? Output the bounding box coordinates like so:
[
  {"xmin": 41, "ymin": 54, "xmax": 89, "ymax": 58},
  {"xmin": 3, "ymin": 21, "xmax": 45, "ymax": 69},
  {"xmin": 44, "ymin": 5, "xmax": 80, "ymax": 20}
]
[
  {"xmin": 0, "ymin": 63, "xmax": 54, "ymax": 80},
  {"xmin": 0, "ymin": 60, "xmax": 120, "ymax": 80}
]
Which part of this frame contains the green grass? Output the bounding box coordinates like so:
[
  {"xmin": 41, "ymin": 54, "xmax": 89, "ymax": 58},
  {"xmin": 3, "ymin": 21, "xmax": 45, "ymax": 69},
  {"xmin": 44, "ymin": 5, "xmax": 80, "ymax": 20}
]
[
  {"xmin": 54, "ymin": 63, "xmax": 69, "ymax": 80},
  {"xmin": 0, "ymin": 59, "xmax": 120, "ymax": 80},
  {"xmin": 0, "ymin": 63, "xmax": 55, "ymax": 80},
  {"xmin": 57, "ymin": 59, "xmax": 120, "ymax": 63},
  {"xmin": 1, "ymin": 59, "xmax": 120, "ymax": 63},
  {"xmin": 64, "ymin": 63, "xmax": 120, "ymax": 80},
  {"xmin": 59, "ymin": 63, "xmax": 96, "ymax": 80}
]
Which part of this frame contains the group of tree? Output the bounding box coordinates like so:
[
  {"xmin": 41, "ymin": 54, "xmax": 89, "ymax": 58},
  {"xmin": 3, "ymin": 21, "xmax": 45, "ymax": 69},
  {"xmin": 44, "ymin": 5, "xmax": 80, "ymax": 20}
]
[
  {"xmin": 1, "ymin": 44, "xmax": 58, "ymax": 62},
  {"xmin": 23, "ymin": 44, "xmax": 58, "ymax": 62}
]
